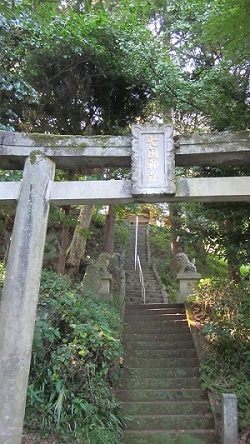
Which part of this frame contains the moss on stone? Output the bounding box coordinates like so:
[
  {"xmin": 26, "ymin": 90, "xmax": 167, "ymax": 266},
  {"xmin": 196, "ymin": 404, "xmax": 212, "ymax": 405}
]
[
  {"xmin": 29, "ymin": 133, "xmax": 120, "ymax": 150},
  {"xmin": 29, "ymin": 150, "xmax": 43, "ymax": 164}
]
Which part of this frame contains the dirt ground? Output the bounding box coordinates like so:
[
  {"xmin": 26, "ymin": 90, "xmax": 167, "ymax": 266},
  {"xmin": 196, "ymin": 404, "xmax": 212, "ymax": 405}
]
[
  {"xmin": 22, "ymin": 431, "xmax": 250, "ymax": 443},
  {"xmin": 22, "ymin": 433, "xmax": 59, "ymax": 444}
]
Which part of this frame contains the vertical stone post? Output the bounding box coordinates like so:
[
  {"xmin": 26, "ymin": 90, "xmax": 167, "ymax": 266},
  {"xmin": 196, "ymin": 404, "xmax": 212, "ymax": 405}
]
[
  {"xmin": 0, "ymin": 154, "xmax": 55, "ymax": 444},
  {"xmin": 222, "ymin": 393, "xmax": 238, "ymax": 444}
]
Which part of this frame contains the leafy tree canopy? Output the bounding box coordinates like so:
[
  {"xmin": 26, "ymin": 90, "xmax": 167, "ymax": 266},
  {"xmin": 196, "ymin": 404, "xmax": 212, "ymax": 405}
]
[{"xmin": 1, "ymin": 0, "xmax": 249, "ymax": 134}]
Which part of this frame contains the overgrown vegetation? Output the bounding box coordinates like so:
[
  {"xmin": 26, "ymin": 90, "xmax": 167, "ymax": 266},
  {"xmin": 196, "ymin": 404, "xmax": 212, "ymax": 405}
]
[
  {"xmin": 148, "ymin": 223, "xmax": 229, "ymax": 301},
  {"xmin": 0, "ymin": 267, "xmax": 124, "ymax": 443},
  {"xmin": 189, "ymin": 279, "xmax": 250, "ymax": 432},
  {"xmin": 0, "ymin": 263, "xmax": 5, "ymax": 294},
  {"xmin": 149, "ymin": 224, "xmax": 178, "ymax": 301}
]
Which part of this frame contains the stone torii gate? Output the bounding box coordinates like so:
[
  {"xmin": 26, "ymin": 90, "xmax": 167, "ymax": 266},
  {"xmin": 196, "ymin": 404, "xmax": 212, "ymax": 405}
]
[{"xmin": 0, "ymin": 124, "xmax": 249, "ymax": 443}]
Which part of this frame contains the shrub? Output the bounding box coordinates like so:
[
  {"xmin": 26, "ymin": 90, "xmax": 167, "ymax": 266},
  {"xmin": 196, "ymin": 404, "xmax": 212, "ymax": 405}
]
[
  {"xmin": 114, "ymin": 220, "xmax": 130, "ymax": 252},
  {"xmin": 24, "ymin": 270, "xmax": 124, "ymax": 443},
  {"xmin": 190, "ymin": 279, "xmax": 250, "ymax": 431},
  {"xmin": 149, "ymin": 225, "xmax": 178, "ymax": 301},
  {"xmin": 0, "ymin": 262, "xmax": 5, "ymax": 295}
]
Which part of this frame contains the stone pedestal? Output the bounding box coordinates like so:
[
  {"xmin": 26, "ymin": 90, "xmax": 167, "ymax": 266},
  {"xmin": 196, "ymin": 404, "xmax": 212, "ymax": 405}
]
[
  {"xmin": 81, "ymin": 253, "xmax": 113, "ymax": 302},
  {"xmin": 100, "ymin": 272, "xmax": 113, "ymax": 301},
  {"xmin": 177, "ymin": 272, "xmax": 201, "ymax": 303}
]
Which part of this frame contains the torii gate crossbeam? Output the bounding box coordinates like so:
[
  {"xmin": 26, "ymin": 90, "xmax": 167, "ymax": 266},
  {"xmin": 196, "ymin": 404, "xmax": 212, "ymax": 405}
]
[{"xmin": 1, "ymin": 176, "xmax": 250, "ymax": 206}]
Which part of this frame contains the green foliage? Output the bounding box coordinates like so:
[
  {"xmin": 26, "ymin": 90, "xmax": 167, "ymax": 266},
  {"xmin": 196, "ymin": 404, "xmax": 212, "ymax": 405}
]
[
  {"xmin": 24, "ymin": 269, "xmax": 124, "ymax": 442},
  {"xmin": 149, "ymin": 224, "xmax": 178, "ymax": 301},
  {"xmin": 171, "ymin": 201, "xmax": 250, "ymax": 281},
  {"xmin": 0, "ymin": 3, "xmax": 155, "ymax": 134},
  {"xmin": 0, "ymin": 6, "xmax": 38, "ymax": 130},
  {"xmin": 0, "ymin": 262, "xmax": 5, "ymax": 295},
  {"xmin": 203, "ymin": 256, "xmax": 228, "ymax": 280},
  {"xmin": 190, "ymin": 279, "xmax": 250, "ymax": 431},
  {"xmin": 202, "ymin": 0, "xmax": 250, "ymax": 65},
  {"xmin": 114, "ymin": 220, "xmax": 130, "ymax": 252},
  {"xmin": 91, "ymin": 209, "xmax": 105, "ymax": 228},
  {"xmin": 0, "ymin": 170, "xmax": 22, "ymax": 181},
  {"xmin": 1, "ymin": 0, "xmax": 249, "ymax": 133}
]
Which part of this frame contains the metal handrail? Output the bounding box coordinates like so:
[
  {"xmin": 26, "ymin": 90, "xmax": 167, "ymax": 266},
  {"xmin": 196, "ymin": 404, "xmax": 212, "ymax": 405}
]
[
  {"xmin": 134, "ymin": 216, "xmax": 146, "ymax": 303},
  {"xmin": 135, "ymin": 215, "xmax": 138, "ymax": 270},
  {"xmin": 137, "ymin": 254, "xmax": 146, "ymax": 304}
]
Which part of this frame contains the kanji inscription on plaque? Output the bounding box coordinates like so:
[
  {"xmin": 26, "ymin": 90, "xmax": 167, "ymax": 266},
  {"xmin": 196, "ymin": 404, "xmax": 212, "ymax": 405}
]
[{"xmin": 131, "ymin": 124, "xmax": 176, "ymax": 197}]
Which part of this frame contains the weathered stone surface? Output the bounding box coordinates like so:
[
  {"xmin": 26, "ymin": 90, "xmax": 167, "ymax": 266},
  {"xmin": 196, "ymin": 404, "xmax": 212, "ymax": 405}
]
[
  {"xmin": 177, "ymin": 273, "xmax": 201, "ymax": 303},
  {"xmin": 0, "ymin": 131, "xmax": 131, "ymax": 169},
  {"xmin": 81, "ymin": 253, "xmax": 113, "ymax": 300},
  {"xmin": 222, "ymin": 393, "xmax": 238, "ymax": 444},
  {"xmin": 176, "ymin": 252, "xmax": 197, "ymax": 273},
  {"xmin": 175, "ymin": 176, "xmax": 250, "ymax": 202},
  {"xmin": 0, "ymin": 129, "xmax": 249, "ymax": 169},
  {"xmin": 1, "ymin": 176, "xmax": 250, "ymax": 205},
  {"xmin": 131, "ymin": 124, "xmax": 175, "ymax": 196},
  {"xmin": 120, "ymin": 304, "xmax": 219, "ymax": 443},
  {"xmin": 176, "ymin": 130, "xmax": 250, "ymax": 166},
  {"xmin": 0, "ymin": 155, "xmax": 55, "ymax": 444}
]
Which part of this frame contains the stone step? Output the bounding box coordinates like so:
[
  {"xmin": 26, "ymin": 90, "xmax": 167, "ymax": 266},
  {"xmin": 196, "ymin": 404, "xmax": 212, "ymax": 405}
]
[
  {"xmin": 124, "ymin": 340, "xmax": 194, "ymax": 350},
  {"xmin": 120, "ymin": 298, "xmax": 218, "ymax": 442},
  {"xmin": 124, "ymin": 357, "xmax": 199, "ymax": 368},
  {"xmin": 124, "ymin": 349, "xmax": 197, "ymax": 360},
  {"xmin": 126, "ymin": 287, "xmax": 163, "ymax": 294},
  {"xmin": 125, "ymin": 313, "xmax": 187, "ymax": 321},
  {"xmin": 125, "ymin": 308, "xmax": 185, "ymax": 315},
  {"xmin": 126, "ymin": 303, "xmax": 184, "ymax": 310},
  {"xmin": 122, "ymin": 400, "xmax": 210, "ymax": 416},
  {"xmin": 125, "ymin": 304, "xmax": 184, "ymax": 310},
  {"xmin": 122, "ymin": 429, "xmax": 219, "ymax": 444},
  {"xmin": 125, "ymin": 317, "xmax": 188, "ymax": 325},
  {"xmin": 127, "ymin": 414, "xmax": 215, "ymax": 431},
  {"xmin": 126, "ymin": 317, "xmax": 188, "ymax": 325},
  {"xmin": 125, "ymin": 278, "xmax": 161, "ymax": 284},
  {"xmin": 125, "ymin": 298, "xmax": 163, "ymax": 305},
  {"xmin": 126, "ymin": 324, "xmax": 190, "ymax": 334},
  {"xmin": 125, "ymin": 275, "xmax": 160, "ymax": 281},
  {"xmin": 146, "ymin": 291, "xmax": 163, "ymax": 304},
  {"xmin": 125, "ymin": 294, "xmax": 163, "ymax": 300},
  {"xmin": 125, "ymin": 268, "xmax": 154, "ymax": 273},
  {"xmin": 126, "ymin": 288, "xmax": 163, "ymax": 294},
  {"xmin": 119, "ymin": 388, "xmax": 206, "ymax": 403},
  {"xmin": 121, "ymin": 377, "xmax": 201, "ymax": 390},
  {"xmin": 125, "ymin": 279, "xmax": 159, "ymax": 283},
  {"xmin": 126, "ymin": 309, "xmax": 187, "ymax": 317},
  {"xmin": 126, "ymin": 297, "xmax": 164, "ymax": 304},
  {"xmin": 122, "ymin": 366, "xmax": 200, "ymax": 379},
  {"xmin": 123, "ymin": 332, "xmax": 192, "ymax": 342}
]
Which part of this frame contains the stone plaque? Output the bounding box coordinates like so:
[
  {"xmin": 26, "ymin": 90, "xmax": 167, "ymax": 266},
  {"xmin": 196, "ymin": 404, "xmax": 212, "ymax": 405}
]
[{"xmin": 131, "ymin": 124, "xmax": 176, "ymax": 197}]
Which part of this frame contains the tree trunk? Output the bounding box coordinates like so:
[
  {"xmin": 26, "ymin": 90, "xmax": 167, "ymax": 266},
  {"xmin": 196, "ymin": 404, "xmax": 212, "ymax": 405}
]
[
  {"xmin": 103, "ymin": 205, "xmax": 116, "ymax": 254},
  {"xmin": 57, "ymin": 206, "xmax": 70, "ymax": 275},
  {"xmin": 66, "ymin": 204, "xmax": 94, "ymax": 276},
  {"xmin": 227, "ymin": 259, "xmax": 241, "ymax": 283},
  {"xmin": 224, "ymin": 219, "xmax": 241, "ymax": 282}
]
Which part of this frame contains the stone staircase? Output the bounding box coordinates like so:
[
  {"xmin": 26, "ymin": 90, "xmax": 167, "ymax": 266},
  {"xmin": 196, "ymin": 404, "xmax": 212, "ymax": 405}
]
[
  {"xmin": 124, "ymin": 224, "xmax": 164, "ymax": 304},
  {"xmin": 119, "ymin": 304, "xmax": 219, "ymax": 444}
]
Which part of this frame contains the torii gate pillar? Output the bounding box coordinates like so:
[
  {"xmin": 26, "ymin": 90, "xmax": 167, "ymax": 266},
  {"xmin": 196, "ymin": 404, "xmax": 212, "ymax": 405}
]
[{"xmin": 0, "ymin": 154, "xmax": 55, "ymax": 444}]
